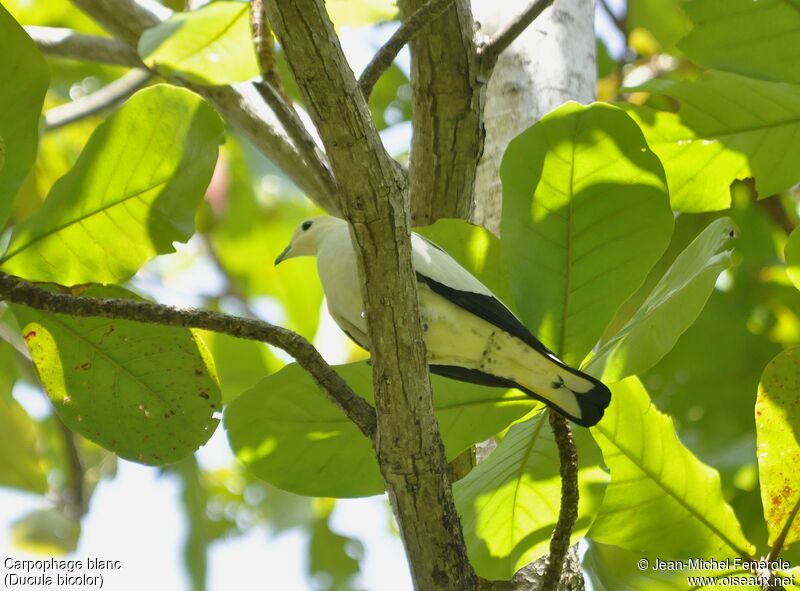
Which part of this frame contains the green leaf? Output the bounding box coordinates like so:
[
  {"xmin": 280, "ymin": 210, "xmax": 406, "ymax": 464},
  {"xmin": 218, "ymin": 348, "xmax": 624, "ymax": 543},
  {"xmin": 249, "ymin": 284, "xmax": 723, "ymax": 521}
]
[
  {"xmin": 454, "ymin": 414, "xmax": 608, "ymax": 580},
  {"xmin": 208, "ymin": 145, "xmax": 323, "ymax": 337},
  {"xmin": 327, "ymin": 0, "xmax": 396, "ymax": 27},
  {"xmin": 195, "ymin": 330, "xmax": 282, "ymax": 403},
  {"xmin": 309, "ymin": 502, "xmax": 363, "ymax": 590},
  {"xmin": 12, "ymin": 286, "xmax": 221, "ymax": 465},
  {"xmin": 138, "ymin": 1, "xmax": 259, "ymax": 86},
  {"xmin": 589, "ymin": 377, "xmax": 755, "ymax": 558},
  {"xmin": 225, "ymin": 361, "xmax": 537, "ymax": 497},
  {"xmin": 627, "ymin": 0, "xmax": 692, "ymax": 53},
  {"xmin": 0, "ymin": 85, "xmax": 224, "ymax": 285},
  {"xmin": 625, "ymin": 71, "xmax": 800, "ymax": 212},
  {"xmin": 11, "ymin": 509, "xmax": 80, "ymax": 555},
  {"xmin": 167, "ymin": 456, "xmax": 208, "ymax": 591},
  {"xmin": 678, "ymin": 0, "xmax": 800, "ymax": 84},
  {"xmin": 0, "ymin": 342, "xmax": 48, "ymax": 493},
  {"xmin": 785, "ymin": 226, "xmax": 800, "ymax": 291},
  {"xmin": 756, "ymin": 347, "xmax": 800, "ymax": 549},
  {"xmin": 416, "ymin": 218, "xmax": 515, "ymax": 309},
  {"xmin": 585, "ymin": 217, "xmax": 736, "ymax": 382},
  {"xmin": 500, "ymin": 101, "xmax": 673, "ymax": 364},
  {"xmin": 0, "ymin": 4, "xmax": 49, "ymax": 226}
]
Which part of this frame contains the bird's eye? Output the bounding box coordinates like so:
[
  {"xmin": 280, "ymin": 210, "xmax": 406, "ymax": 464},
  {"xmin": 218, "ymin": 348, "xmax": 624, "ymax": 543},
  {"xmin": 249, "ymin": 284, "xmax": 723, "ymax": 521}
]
[{"xmin": 301, "ymin": 221, "xmax": 313, "ymax": 231}]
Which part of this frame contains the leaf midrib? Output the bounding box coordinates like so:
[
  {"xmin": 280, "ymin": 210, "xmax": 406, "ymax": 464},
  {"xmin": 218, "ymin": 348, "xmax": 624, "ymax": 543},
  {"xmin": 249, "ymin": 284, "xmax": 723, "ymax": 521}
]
[{"xmin": 595, "ymin": 422, "xmax": 754, "ymax": 559}]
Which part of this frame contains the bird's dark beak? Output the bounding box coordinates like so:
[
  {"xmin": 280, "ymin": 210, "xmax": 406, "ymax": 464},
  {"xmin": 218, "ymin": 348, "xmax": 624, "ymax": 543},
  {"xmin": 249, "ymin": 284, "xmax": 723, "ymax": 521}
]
[{"xmin": 274, "ymin": 245, "xmax": 291, "ymax": 266}]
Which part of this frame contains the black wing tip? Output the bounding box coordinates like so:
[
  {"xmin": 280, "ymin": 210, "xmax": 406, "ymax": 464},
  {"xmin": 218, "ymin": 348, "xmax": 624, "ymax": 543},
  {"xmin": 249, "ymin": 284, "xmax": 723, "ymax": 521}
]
[{"xmin": 570, "ymin": 378, "xmax": 612, "ymax": 427}]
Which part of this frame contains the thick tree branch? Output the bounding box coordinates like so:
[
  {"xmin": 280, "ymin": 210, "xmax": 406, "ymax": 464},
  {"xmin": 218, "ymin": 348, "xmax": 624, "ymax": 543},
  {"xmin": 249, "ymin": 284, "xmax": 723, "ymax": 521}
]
[
  {"xmin": 264, "ymin": 1, "xmax": 476, "ymax": 589},
  {"xmin": 25, "ymin": 26, "xmax": 143, "ymax": 67},
  {"xmin": 0, "ymin": 272, "xmax": 377, "ymax": 440},
  {"xmin": 358, "ymin": 0, "xmax": 456, "ymax": 100},
  {"xmin": 67, "ymin": 0, "xmax": 340, "ymax": 214},
  {"xmin": 399, "ymin": 0, "xmax": 482, "ymax": 224},
  {"xmin": 45, "ymin": 68, "xmax": 152, "ymax": 130},
  {"xmin": 478, "ymin": 0, "xmax": 554, "ymax": 73},
  {"xmin": 541, "ymin": 411, "xmax": 579, "ymax": 588}
]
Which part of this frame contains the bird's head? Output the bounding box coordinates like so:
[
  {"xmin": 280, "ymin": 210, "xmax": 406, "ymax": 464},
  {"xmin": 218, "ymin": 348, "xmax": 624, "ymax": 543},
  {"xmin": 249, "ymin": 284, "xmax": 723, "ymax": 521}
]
[{"xmin": 274, "ymin": 215, "xmax": 345, "ymax": 265}]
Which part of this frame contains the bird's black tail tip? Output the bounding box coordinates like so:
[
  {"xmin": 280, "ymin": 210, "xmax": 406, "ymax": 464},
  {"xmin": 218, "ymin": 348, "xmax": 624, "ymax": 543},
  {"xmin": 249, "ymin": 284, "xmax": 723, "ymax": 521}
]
[{"xmin": 570, "ymin": 379, "xmax": 612, "ymax": 427}]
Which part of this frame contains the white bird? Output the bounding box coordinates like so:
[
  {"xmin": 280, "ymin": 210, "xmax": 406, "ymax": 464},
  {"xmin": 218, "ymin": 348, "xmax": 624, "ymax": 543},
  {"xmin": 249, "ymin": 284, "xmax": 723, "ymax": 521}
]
[{"xmin": 275, "ymin": 216, "xmax": 610, "ymax": 427}]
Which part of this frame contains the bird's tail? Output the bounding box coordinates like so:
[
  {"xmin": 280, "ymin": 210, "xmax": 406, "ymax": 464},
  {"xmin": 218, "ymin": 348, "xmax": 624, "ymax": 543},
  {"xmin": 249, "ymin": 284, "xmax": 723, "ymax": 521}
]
[{"xmin": 514, "ymin": 357, "xmax": 611, "ymax": 427}]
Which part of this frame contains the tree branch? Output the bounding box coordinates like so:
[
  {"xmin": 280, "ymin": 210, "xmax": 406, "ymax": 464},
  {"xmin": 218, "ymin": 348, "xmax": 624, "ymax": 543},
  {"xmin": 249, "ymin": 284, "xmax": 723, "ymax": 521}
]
[
  {"xmin": 597, "ymin": 0, "xmax": 627, "ymax": 39},
  {"xmin": 541, "ymin": 411, "xmax": 579, "ymax": 588},
  {"xmin": 264, "ymin": 1, "xmax": 477, "ymax": 588},
  {"xmin": 0, "ymin": 272, "xmax": 377, "ymax": 440},
  {"xmin": 250, "ymin": 0, "xmax": 283, "ymax": 94},
  {"xmin": 45, "ymin": 68, "xmax": 152, "ymax": 130},
  {"xmin": 25, "ymin": 26, "xmax": 143, "ymax": 67},
  {"xmin": 67, "ymin": 0, "xmax": 340, "ymax": 214},
  {"xmin": 399, "ymin": 0, "xmax": 482, "ymax": 224},
  {"xmin": 478, "ymin": 0, "xmax": 554, "ymax": 73},
  {"xmin": 358, "ymin": 0, "xmax": 456, "ymax": 100}
]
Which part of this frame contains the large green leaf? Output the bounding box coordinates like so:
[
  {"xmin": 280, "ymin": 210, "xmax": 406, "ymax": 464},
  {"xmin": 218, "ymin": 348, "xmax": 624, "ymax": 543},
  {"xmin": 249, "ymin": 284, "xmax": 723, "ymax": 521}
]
[
  {"xmin": 589, "ymin": 377, "xmax": 755, "ymax": 558},
  {"xmin": 0, "ymin": 5, "xmax": 49, "ymax": 226},
  {"xmin": 625, "ymin": 71, "xmax": 800, "ymax": 212},
  {"xmin": 138, "ymin": 1, "xmax": 259, "ymax": 86},
  {"xmin": 0, "ymin": 341, "xmax": 48, "ymax": 493},
  {"xmin": 678, "ymin": 0, "xmax": 800, "ymax": 84},
  {"xmin": 225, "ymin": 361, "xmax": 537, "ymax": 497},
  {"xmin": 454, "ymin": 414, "xmax": 608, "ymax": 580},
  {"xmin": 627, "ymin": 0, "xmax": 692, "ymax": 53},
  {"xmin": 0, "ymin": 85, "xmax": 224, "ymax": 285},
  {"xmin": 500, "ymin": 101, "xmax": 673, "ymax": 364},
  {"xmin": 12, "ymin": 286, "xmax": 221, "ymax": 465},
  {"xmin": 584, "ymin": 542, "xmax": 758, "ymax": 591},
  {"xmin": 585, "ymin": 218, "xmax": 736, "ymax": 382},
  {"xmin": 416, "ymin": 218, "xmax": 515, "ymax": 309},
  {"xmin": 756, "ymin": 347, "xmax": 800, "ymax": 549}
]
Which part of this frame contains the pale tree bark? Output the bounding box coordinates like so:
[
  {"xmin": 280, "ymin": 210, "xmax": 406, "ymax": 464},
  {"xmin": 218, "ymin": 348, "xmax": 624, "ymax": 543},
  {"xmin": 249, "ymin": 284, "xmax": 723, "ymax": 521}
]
[{"xmin": 472, "ymin": 0, "xmax": 597, "ymax": 234}]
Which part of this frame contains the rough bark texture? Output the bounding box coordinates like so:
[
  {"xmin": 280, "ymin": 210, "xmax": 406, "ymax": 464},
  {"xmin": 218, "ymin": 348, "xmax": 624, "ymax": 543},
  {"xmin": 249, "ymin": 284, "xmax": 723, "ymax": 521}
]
[
  {"xmin": 472, "ymin": 0, "xmax": 597, "ymax": 234},
  {"xmin": 263, "ymin": 2, "xmax": 477, "ymax": 589},
  {"xmin": 399, "ymin": 0, "xmax": 484, "ymax": 224}
]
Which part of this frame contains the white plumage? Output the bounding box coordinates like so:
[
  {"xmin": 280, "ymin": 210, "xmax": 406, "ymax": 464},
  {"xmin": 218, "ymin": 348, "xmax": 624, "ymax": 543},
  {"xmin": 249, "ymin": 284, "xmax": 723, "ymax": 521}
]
[{"xmin": 275, "ymin": 216, "xmax": 610, "ymax": 426}]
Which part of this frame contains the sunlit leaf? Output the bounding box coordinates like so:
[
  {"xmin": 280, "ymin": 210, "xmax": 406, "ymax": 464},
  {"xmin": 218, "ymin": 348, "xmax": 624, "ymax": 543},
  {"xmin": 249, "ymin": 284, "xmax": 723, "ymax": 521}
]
[
  {"xmin": 327, "ymin": 0, "xmax": 396, "ymax": 27},
  {"xmin": 678, "ymin": 0, "xmax": 800, "ymax": 83},
  {"xmin": 225, "ymin": 361, "xmax": 537, "ymax": 497},
  {"xmin": 500, "ymin": 101, "xmax": 672, "ymax": 364},
  {"xmin": 589, "ymin": 377, "xmax": 755, "ymax": 558},
  {"xmin": 585, "ymin": 217, "xmax": 736, "ymax": 382},
  {"xmin": 756, "ymin": 347, "xmax": 800, "ymax": 549},
  {"xmin": 0, "ymin": 341, "xmax": 48, "ymax": 493},
  {"xmin": 625, "ymin": 71, "xmax": 800, "ymax": 212},
  {"xmin": 12, "ymin": 286, "xmax": 221, "ymax": 465},
  {"xmin": 0, "ymin": 85, "xmax": 224, "ymax": 285},
  {"xmin": 0, "ymin": 4, "xmax": 49, "ymax": 226},
  {"xmin": 454, "ymin": 413, "xmax": 608, "ymax": 580},
  {"xmin": 138, "ymin": 1, "xmax": 260, "ymax": 85},
  {"xmin": 11, "ymin": 508, "xmax": 80, "ymax": 555}
]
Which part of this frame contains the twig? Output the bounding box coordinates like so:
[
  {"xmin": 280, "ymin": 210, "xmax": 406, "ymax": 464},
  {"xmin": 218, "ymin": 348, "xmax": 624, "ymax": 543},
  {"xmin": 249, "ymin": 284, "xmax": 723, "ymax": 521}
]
[
  {"xmin": 25, "ymin": 26, "xmax": 143, "ymax": 67},
  {"xmin": 250, "ymin": 0, "xmax": 283, "ymax": 94},
  {"xmin": 540, "ymin": 411, "xmax": 579, "ymax": 589},
  {"xmin": 358, "ymin": 0, "xmax": 455, "ymax": 100},
  {"xmin": 45, "ymin": 69, "xmax": 152, "ymax": 130},
  {"xmin": 55, "ymin": 416, "xmax": 86, "ymax": 520},
  {"xmin": 253, "ymin": 81, "xmax": 337, "ymax": 200},
  {"xmin": 0, "ymin": 272, "xmax": 377, "ymax": 440},
  {"xmin": 478, "ymin": 0, "xmax": 553, "ymax": 73},
  {"xmin": 597, "ymin": 0, "xmax": 627, "ymax": 39}
]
